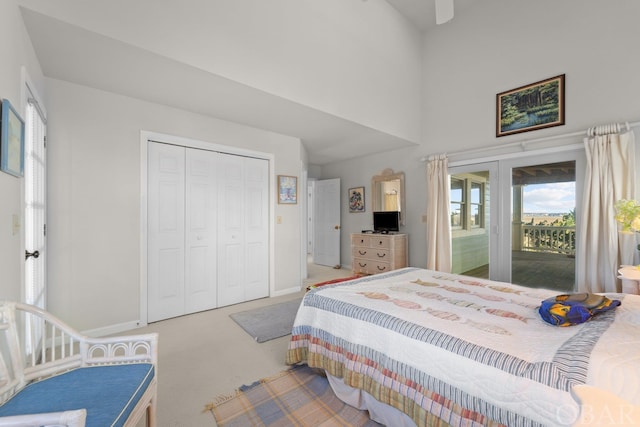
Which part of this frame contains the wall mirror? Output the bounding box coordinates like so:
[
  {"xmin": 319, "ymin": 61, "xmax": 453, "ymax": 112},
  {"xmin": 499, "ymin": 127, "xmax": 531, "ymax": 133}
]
[{"xmin": 371, "ymin": 168, "xmax": 405, "ymax": 225}]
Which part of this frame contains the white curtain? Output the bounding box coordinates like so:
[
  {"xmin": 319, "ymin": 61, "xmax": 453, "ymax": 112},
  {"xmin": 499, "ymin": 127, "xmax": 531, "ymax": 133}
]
[
  {"xmin": 426, "ymin": 154, "xmax": 452, "ymax": 272},
  {"xmin": 577, "ymin": 129, "xmax": 636, "ymax": 293}
]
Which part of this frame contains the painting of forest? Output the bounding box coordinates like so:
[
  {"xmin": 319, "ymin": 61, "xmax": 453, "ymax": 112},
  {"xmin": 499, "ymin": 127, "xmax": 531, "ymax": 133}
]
[{"xmin": 496, "ymin": 74, "xmax": 565, "ymax": 137}]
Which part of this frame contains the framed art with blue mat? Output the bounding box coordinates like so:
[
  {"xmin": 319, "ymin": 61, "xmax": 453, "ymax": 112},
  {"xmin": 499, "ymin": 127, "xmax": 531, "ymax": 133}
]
[{"xmin": 0, "ymin": 98, "xmax": 25, "ymax": 177}]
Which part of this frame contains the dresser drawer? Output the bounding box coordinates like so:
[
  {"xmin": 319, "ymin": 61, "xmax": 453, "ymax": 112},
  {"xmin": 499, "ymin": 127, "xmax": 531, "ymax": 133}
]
[
  {"xmin": 352, "ymin": 247, "xmax": 389, "ymax": 260},
  {"xmin": 352, "ymin": 235, "xmax": 371, "ymax": 247},
  {"xmin": 353, "ymin": 258, "xmax": 392, "ymax": 275},
  {"xmin": 369, "ymin": 237, "xmax": 391, "ymax": 249},
  {"xmin": 352, "ymin": 247, "xmax": 371, "ymax": 258}
]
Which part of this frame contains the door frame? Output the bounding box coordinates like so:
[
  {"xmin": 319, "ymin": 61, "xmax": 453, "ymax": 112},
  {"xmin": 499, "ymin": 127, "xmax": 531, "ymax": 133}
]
[{"xmin": 139, "ymin": 131, "xmax": 274, "ymax": 326}]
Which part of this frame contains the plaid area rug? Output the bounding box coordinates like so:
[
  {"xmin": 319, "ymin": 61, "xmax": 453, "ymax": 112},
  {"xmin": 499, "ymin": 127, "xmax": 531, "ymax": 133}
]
[{"xmin": 205, "ymin": 365, "xmax": 381, "ymax": 426}]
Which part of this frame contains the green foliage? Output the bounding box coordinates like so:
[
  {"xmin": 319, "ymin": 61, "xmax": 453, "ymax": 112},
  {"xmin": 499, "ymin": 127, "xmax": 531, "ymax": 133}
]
[{"xmin": 615, "ymin": 199, "xmax": 640, "ymax": 232}]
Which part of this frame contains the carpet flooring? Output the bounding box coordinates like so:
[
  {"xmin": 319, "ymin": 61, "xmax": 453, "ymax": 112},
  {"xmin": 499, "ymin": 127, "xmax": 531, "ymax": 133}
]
[
  {"xmin": 206, "ymin": 364, "xmax": 380, "ymax": 426},
  {"xmin": 229, "ymin": 298, "xmax": 302, "ymax": 343}
]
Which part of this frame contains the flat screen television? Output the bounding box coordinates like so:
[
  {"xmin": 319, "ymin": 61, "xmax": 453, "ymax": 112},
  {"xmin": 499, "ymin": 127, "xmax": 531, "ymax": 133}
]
[{"xmin": 373, "ymin": 211, "xmax": 400, "ymax": 233}]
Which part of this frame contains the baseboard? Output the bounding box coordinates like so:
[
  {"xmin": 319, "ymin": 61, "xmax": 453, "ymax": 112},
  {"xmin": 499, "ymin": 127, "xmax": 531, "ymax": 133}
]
[
  {"xmin": 271, "ymin": 286, "xmax": 303, "ymax": 298},
  {"xmin": 82, "ymin": 320, "xmax": 143, "ymax": 337}
]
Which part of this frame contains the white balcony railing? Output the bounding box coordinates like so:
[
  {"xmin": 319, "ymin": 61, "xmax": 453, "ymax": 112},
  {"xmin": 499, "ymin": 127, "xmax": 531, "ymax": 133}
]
[{"xmin": 521, "ymin": 225, "xmax": 576, "ymax": 255}]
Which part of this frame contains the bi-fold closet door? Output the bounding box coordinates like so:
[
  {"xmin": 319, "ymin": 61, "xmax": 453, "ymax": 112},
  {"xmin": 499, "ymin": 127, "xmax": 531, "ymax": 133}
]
[{"xmin": 147, "ymin": 142, "xmax": 268, "ymax": 322}]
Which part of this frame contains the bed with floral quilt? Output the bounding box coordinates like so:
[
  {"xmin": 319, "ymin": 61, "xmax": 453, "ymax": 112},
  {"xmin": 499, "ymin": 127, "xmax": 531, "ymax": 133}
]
[{"xmin": 286, "ymin": 267, "xmax": 640, "ymax": 427}]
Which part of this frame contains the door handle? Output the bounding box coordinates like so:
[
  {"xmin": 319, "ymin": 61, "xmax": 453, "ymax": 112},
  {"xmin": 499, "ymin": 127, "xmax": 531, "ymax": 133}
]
[{"xmin": 25, "ymin": 250, "xmax": 40, "ymax": 260}]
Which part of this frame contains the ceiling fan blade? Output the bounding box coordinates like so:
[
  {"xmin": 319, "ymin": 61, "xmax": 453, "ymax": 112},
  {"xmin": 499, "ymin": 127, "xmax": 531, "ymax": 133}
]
[{"xmin": 435, "ymin": 0, "xmax": 454, "ymax": 25}]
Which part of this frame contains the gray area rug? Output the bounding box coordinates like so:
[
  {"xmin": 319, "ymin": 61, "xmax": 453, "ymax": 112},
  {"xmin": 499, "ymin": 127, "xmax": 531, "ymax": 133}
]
[{"xmin": 230, "ymin": 298, "xmax": 302, "ymax": 343}]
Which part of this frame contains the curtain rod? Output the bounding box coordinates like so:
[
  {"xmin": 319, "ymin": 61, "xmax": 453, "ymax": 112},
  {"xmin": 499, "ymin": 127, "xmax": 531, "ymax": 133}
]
[
  {"xmin": 420, "ymin": 120, "xmax": 640, "ymax": 162},
  {"xmin": 27, "ymin": 97, "xmax": 47, "ymax": 125}
]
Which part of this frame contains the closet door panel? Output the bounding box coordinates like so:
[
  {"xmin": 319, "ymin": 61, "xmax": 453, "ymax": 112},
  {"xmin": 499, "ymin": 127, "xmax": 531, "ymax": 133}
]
[
  {"xmin": 148, "ymin": 143, "xmax": 186, "ymax": 322},
  {"xmin": 185, "ymin": 149, "xmax": 218, "ymax": 313},
  {"xmin": 244, "ymin": 157, "xmax": 269, "ymax": 300},
  {"xmin": 217, "ymin": 155, "xmax": 245, "ymax": 306}
]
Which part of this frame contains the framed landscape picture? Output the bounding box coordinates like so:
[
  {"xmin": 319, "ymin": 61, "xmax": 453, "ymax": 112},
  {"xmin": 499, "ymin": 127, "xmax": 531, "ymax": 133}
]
[
  {"xmin": 348, "ymin": 186, "xmax": 365, "ymax": 213},
  {"xmin": 278, "ymin": 175, "xmax": 297, "ymax": 204},
  {"xmin": 496, "ymin": 74, "xmax": 565, "ymax": 137}
]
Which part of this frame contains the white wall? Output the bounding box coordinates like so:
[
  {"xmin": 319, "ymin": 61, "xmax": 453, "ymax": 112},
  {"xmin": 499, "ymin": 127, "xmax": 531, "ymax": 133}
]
[
  {"xmin": 421, "ymin": 0, "xmax": 640, "ymax": 155},
  {"xmin": 10, "ymin": 0, "xmax": 640, "ymax": 331},
  {"xmin": 321, "ymin": 0, "xmax": 640, "ymax": 269},
  {"xmin": 18, "ymin": 0, "xmax": 423, "ymax": 144},
  {"xmin": 0, "ymin": 0, "xmax": 45, "ymax": 303},
  {"xmin": 46, "ymin": 78, "xmax": 303, "ymax": 331}
]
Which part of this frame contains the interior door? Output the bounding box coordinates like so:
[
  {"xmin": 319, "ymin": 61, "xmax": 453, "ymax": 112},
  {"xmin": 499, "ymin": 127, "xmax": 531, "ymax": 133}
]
[
  {"xmin": 313, "ymin": 178, "xmax": 341, "ymax": 268},
  {"xmin": 184, "ymin": 149, "xmax": 218, "ymax": 313},
  {"xmin": 148, "ymin": 143, "xmax": 186, "ymax": 322},
  {"xmin": 242, "ymin": 156, "xmax": 269, "ymax": 301},
  {"xmin": 217, "ymin": 155, "xmax": 269, "ymax": 307}
]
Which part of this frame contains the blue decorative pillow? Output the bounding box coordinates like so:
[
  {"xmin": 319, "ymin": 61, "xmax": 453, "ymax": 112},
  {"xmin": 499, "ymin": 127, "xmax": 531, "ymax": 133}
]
[{"xmin": 538, "ymin": 293, "xmax": 621, "ymax": 326}]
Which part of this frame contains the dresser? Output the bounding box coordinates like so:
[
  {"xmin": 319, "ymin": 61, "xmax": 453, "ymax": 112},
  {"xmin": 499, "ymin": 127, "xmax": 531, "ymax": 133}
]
[{"xmin": 351, "ymin": 233, "xmax": 408, "ymax": 275}]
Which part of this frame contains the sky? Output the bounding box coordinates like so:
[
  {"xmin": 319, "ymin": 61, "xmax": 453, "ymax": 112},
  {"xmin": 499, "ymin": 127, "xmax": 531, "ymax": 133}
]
[{"xmin": 523, "ymin": 182, "xmax": 575, "ymax": 213}]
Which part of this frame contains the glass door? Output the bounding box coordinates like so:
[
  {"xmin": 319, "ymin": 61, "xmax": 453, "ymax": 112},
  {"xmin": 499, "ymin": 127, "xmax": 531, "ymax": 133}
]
[
  {"xmin": 499, "ymin": 150, "xmax": 584, "ymax": 291},
  {"xmin": 450, "ymin": 149, "xmax": 584, "ymax": 291},
  {"xmin": 449, "ymin": 162, "xmax": 498, "ymax": 280}
]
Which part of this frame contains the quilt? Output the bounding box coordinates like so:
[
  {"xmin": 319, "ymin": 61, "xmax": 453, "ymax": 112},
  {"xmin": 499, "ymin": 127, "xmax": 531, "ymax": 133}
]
[{"xmin": 286, "ymin": 268, "xmax": 640, "ymax": 427}]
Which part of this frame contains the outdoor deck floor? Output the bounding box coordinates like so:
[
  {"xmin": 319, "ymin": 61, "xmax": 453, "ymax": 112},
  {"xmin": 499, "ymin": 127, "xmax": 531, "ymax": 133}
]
[{"xmin": 462, "ymin": 250, "xmax": 575, "ymax": 292}]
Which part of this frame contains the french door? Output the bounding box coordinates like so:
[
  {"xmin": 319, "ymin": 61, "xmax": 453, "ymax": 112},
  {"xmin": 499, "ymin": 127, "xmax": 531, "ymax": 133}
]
[
  {"xmin": 450, "ymin": 149, "xmax": 584, "ymax": 291},
  {"xmin": 24, "ymin": 94, "xmax": 47, "ymax": 310}
]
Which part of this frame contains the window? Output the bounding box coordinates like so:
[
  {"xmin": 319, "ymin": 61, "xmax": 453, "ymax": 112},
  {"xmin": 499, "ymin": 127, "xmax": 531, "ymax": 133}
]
[
  {"xmin": 470, "ymin": 181, "xmax": 483, "ymax": 228},
  {"xmin": 450, "ymin": 178, "xmax": 464, "ymax": 229},
  {"xmin": 450, "ymin": 174, "xmax": 485, "ymax": 232}
]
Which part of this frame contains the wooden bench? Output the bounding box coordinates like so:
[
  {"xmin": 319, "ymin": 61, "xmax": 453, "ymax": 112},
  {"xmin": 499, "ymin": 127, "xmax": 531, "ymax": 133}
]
[{"xmin": 0, "ymin": 301, "xmax": 158, "ymax": 426}]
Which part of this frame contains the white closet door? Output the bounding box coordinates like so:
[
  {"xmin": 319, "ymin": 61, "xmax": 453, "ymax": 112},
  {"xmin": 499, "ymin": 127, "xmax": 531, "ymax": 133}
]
[
  {"xmin": 243, "ymin": 157, "xmax": 269, "ymax": 301},
  {"xmin": 148, "ymin": 143, "xmax": 186, "ymax": 322},
  {"xmin": 217, "ymin": 155, "xmax": 269, "ymax": 306},
  {"xmin": 185, "ymin": 149, "xmax": 218, "ymax": 313}
]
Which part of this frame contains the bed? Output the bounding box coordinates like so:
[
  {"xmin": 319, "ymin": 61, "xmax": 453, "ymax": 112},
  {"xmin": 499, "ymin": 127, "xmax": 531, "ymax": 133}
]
[{"xmin": 286, "ymin": 267, "xmax": 640, "ymax": 427}]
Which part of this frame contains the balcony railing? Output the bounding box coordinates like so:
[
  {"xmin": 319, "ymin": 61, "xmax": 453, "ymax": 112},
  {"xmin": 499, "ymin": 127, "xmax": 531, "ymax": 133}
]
[{"xmin": 521, "ymin": 225, "xmax": 576, "ymax": 256}]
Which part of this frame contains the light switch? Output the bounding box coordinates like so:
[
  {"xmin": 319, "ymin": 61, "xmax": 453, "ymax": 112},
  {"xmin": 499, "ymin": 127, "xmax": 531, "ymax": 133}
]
[{"xmin": 12, "ymin": 214, "xmax": 20, "ymax": 235}]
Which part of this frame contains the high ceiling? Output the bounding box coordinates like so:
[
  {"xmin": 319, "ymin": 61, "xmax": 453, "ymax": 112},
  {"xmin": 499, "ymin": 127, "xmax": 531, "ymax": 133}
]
[
  {"xmin": 386, "ymin": 0, "xmax": 477, "ymax": 32},
  {"xmin": 18, "ymin": 1, "xmax": 475, "ymax": 165}
]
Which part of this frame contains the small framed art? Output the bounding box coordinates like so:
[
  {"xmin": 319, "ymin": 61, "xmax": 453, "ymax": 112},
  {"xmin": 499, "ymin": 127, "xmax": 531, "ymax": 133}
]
[
  {"xmin": 348, "ymin": 186, "xmax": 365, "ymax": 213},
  {"xmin": 0, "ymin": 99, "xmax": 25, "ymax": 177},
  {"xmin": 496, "ymin": 74, "xmax": 565, "ymax": 137},
  {"xmin": 278, "ymin": 175, "xmax": 297, "ymax": 204}
]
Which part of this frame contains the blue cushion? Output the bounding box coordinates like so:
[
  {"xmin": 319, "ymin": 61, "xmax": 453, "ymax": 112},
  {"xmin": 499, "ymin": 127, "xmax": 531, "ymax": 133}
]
[{"xmin": 0, "ymin": 364, "xmax": 154, "ymax": 427}]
